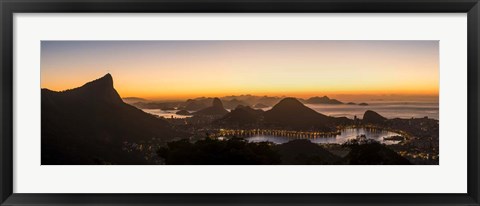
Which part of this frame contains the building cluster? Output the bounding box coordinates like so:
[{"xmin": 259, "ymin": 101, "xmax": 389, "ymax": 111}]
[{"xmin": 216, "ymin": 129, "xmax": 340, "ymax": 139}]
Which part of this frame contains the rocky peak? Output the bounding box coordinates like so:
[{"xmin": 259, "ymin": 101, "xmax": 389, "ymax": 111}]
[
  {"xmin": 363, "ymin": 110, "xmax": 387, "ymax": 124},
  {"xmin": 212, "ymin": 98, "xmax": 224, "ymax": 108},
  {"xmin": 68, "ymin": 73, "xmax": 122, "ymax": 104}
]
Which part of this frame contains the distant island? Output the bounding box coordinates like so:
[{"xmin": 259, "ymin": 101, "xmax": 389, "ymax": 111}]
[
  {"xmin": 175, "ymin": 110, "xmax": 191, "ymax": 115},
  {"xmin": 305, "ymin": 96, "xmax": 343, "ymax": 104},
  {"xmin": 122, "ymin": 97, "xmax": 147, "ymax": 104}
]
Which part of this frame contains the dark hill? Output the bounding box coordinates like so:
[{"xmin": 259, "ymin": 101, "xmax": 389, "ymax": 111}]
[
  {"xmin": 363, "ymin": 110, "xmax": 387, "ymax": 124},
  {"xmin": 176, "ymin": 110, "xmax": 191, "ymax": 115},
  {"xmin": 180, "ymin": 99, "xmax": 208, "ymax": 111},
  {"xmin": 253, "ymin": 103, "xmax": 269, "ymax": 109},
  {"xmin": 344, "ymin": 142, "xmax": 411, "ymax": 165},
  {"xmin": 157, "ymin": 138, "xmax": 281, "ymax": 165},
  {"xmin": 215, "ymin": 105, "xmax": 264, "ymax": 127},
  {"xmin": 60, "ymin": 73, "xmax": 122, "ymax": 103},
  {"xmin": 223, "ymin": 98, "xmax": 249, "ymax": 110},
  {"xmin": 41, "ymin": 74, "xmax": 179, "ymax": 165},
  {"xmin": 257, "ymin": 96, "xmax": 280, "ymax": 106},
  {"xmin": 192, "ymin": 98, "xmax": 229, "ymax": 116},
  {"xmin": 263, "ymin": 98, "xmax": 336, "ymax": 131},
  {"xmin": 275, "ymin": 139, "xmax": 342, "ymax": 164},
  {"xmin": 305, "ymin": 96, "xmax": 343, "ymax": 104}
]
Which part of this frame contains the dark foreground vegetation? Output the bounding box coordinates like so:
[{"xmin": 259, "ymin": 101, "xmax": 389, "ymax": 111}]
[
  {"xmin": 158, "ymin": 138, "xmax": 281, "ymax": 165},
  {"xmin": 157, "ymin": 138, "xmax": 411, "ymax": 165}
]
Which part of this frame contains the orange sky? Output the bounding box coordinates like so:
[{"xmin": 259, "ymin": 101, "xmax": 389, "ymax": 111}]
[{"xmin": 41, "ymin": 41, "xmax": 439, "ymax": 100}]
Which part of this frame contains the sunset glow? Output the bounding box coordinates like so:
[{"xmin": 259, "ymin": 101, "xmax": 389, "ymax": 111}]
[{"xmin": 41, "ymin": 41, "xmax": 439, "ymax": 100}]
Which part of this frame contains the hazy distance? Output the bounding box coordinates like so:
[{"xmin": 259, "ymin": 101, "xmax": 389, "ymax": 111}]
[{"xmin": 41, "ymin": 40, "xmax": 439, "ymax": 101}]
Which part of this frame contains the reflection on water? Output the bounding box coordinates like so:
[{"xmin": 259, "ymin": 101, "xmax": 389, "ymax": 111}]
[{"xmin": 245, "ymin": 128, "xmax": 402, "ymax": 145}]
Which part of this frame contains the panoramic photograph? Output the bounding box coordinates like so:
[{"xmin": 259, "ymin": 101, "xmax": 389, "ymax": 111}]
[{"xmin": 41, "ymin": 40, "xmax": 439, "ymax": 165}]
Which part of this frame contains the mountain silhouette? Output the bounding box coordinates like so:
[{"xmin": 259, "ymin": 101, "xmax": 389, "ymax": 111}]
[
  {"xmin": 41, "ymin": 74, "xmax": 179, "ymax": 165},
  {"xmin": 60, "ymin": 73, "xmax": 122, "ymax": 103},
  {"xmin": 192, "ymin": 98, "xmax": 229, "ymax": 116},
  {"xmin": 176, "ymin": 110, "xmax": 191, "ymax": 115},
  {"xmin": 305, "ymin": 96, "xmax": 343, "ymax": 104},
  {"xmin": 253, "ymin": 103, "xmax": 269, "ymax": 109},
  {"xmin": 215, "ymin": 105, "xmax": 264, "ymax": 126},
  {"xmin": 363, "ymin": 110, "xmax": 387, "ymax": 124},
  {"xmin": 263, "ymin": 98, "xmax": 337, "ymax": 131},
  {"xmin": 222, "ymin": 98, "xmax": 249, "ymax": 110},
  {"xmin": 180, "ymin": 99, "xmax": 208, "ymax": 111}
]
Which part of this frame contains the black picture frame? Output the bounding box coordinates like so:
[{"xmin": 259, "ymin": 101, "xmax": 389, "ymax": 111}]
[{"xmin": 1, "ymin": 0, "xmax": 479, "ymax": 205}]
